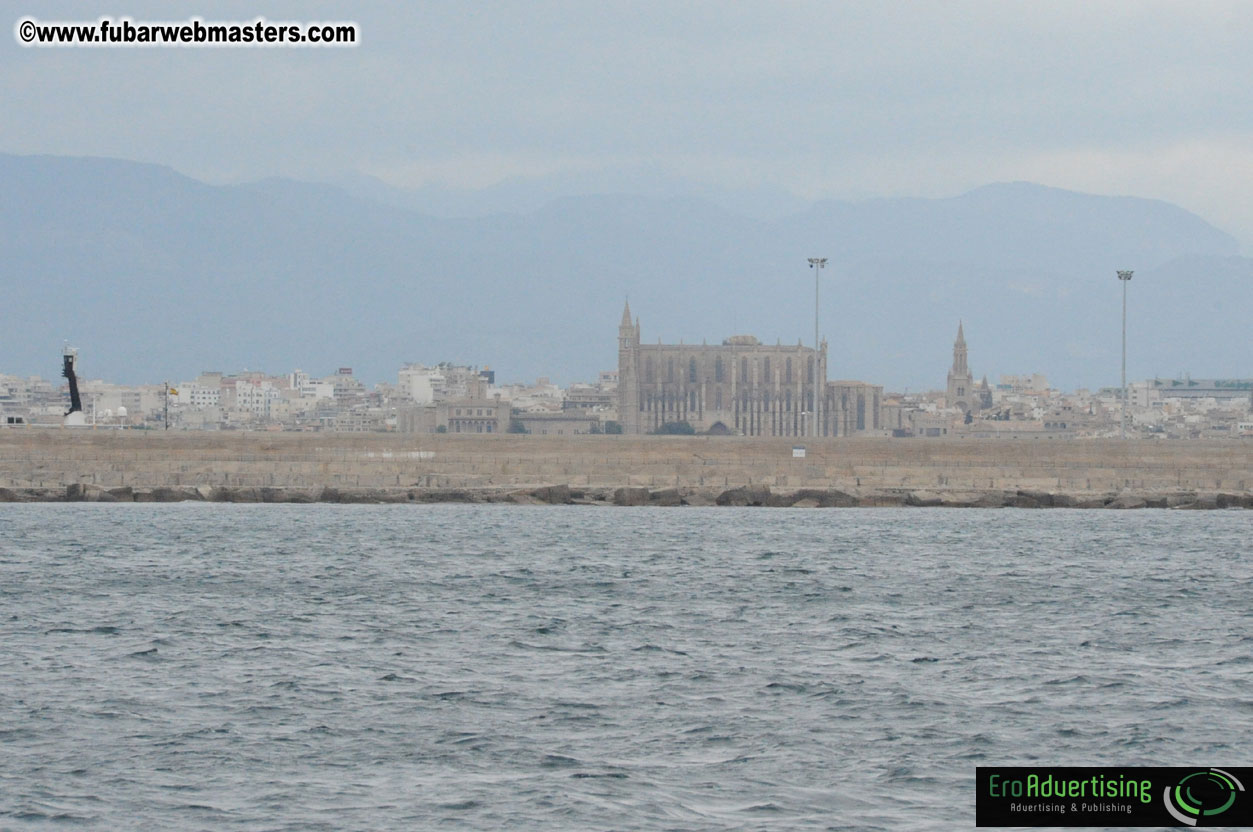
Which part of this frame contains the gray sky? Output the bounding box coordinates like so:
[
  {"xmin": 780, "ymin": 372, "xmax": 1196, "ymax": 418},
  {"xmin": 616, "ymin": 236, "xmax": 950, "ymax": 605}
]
[{"xmin": 5, "ymin": 1, "xmax": 1253, "ymax": 249}]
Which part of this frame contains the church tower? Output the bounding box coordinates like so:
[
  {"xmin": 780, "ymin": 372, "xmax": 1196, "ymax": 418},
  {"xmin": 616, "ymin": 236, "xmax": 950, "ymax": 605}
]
[
  {"xmin": 617, "ymin": 300, "xmax": 641, "ymax": 434},
  {"xmin": 946, "ymin": 321, "xmax": 977, "ymax": 413},
  {"xmin": 978, "ymin": 375, "xmax": 993, "ymax": 409}
]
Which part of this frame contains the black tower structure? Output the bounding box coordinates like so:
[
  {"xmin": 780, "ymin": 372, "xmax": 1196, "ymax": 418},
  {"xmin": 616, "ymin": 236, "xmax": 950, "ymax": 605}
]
[{"xmin": 62, "ymin": 347, "xmax": 82, "ymax": 416}]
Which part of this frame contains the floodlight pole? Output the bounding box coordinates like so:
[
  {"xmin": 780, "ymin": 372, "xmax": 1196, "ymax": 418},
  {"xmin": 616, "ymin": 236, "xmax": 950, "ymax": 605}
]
[
  {"xmin": 1117, "ymin": 270, "xmax": 1133, "ymax": 439},
  {"xmin": 807, "ymin": 258, "xmax": 827, "ymax": 437}
]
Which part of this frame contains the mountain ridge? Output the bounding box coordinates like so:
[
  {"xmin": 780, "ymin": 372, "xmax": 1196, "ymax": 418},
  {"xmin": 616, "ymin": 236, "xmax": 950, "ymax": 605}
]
[{"xmin": 1, "ymin": 152, "xmax": 1247, "ymax": 390}]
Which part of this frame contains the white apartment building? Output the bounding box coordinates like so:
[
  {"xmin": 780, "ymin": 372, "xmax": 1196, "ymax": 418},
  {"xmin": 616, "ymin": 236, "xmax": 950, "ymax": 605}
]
[
  {"xmin": 287, "ymin": 370, "xmax": 335, "ymax": 400},
  {"xmin": 176, "ymin": 384, "xmax": 221, "ymax": 408},
  {"xmin": 398, "ymin": 364, "xmax": 443, "ymax": 404},
  {"xmin": 81, "ymin": 382, "xmax": 166, "ymax": 420},
  {"xmin": 398, "ymin": 363, "xmax": 489, "ymax": 404},
  {"xmin": 234, "ymin": 380, "xmax": 282, "ymax": 416}
]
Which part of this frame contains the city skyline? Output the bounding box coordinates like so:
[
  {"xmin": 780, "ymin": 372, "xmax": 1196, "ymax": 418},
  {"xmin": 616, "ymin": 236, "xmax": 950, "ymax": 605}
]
[
  {"xmin": 3, "ymin": 152, "xmax": 1249, "ymax": 393},
  {"xmin": 1, "ymin": 300, "xmax": 1243, "ymax": 396},
  {"xmin": 4, "ymin": 325, "xmax": 1248, "ymax": 440}
]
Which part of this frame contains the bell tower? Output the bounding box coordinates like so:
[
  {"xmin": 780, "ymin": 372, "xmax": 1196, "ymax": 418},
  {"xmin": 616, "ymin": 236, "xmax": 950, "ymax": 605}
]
[
  {"xmin": 617, "ymin": 300, "xmax": 641, "ymax": 433},
  {"xmin": 946, "ymin": 321, "xmax": 976, "ymax": 413}
]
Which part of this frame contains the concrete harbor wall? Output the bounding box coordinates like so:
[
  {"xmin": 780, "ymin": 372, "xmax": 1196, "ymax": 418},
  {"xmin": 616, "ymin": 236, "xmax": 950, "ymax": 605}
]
[{"xmin": 0, "ymin": 429, "xmax": 1248, "ymax": 507}]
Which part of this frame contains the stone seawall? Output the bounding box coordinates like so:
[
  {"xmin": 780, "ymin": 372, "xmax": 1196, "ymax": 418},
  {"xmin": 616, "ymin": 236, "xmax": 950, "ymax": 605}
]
[{"xmin": 0, "ymin": 430, "xmax": 1248, "ymax": 508}]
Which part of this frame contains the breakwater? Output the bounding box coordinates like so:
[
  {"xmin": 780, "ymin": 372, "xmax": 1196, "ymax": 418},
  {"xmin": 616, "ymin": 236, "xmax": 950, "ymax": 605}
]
[{"xmin": 0, "ymin": 429, "xmax": 1248, "ymax": 508}]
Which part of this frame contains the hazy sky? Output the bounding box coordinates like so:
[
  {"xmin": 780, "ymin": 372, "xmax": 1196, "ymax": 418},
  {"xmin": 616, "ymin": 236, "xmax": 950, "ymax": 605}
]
[{"xmin": 5, "ymin": 1, "xmax": 1253, "ymax": 249}]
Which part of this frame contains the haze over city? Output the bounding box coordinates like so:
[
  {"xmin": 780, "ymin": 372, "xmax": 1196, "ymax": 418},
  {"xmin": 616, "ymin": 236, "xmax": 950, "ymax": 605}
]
[{"xmin": 3, "ymin": 2, "xmax": 1251, "ymax": 390}]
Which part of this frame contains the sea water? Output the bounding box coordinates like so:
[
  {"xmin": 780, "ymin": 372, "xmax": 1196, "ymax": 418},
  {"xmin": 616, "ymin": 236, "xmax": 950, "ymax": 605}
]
[{"xmin": 1, "ymin": 504, "xmax": 1249, "ymax": 830}]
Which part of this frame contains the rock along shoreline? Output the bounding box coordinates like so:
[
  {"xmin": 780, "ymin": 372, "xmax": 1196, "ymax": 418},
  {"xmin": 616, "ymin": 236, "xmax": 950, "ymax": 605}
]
[{"xmin": 1, "ymin": 483, "xmax": 1249, "ymax": 510}]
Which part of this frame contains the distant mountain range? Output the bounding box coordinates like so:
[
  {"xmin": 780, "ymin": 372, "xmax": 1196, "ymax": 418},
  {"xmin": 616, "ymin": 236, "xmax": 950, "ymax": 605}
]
[
  {"xmin": 330, "ymin": 162, "xmax": 813, "ymax": 222},
  {"xmin": 1, "ymin": 152, "xmax": 1248, "ymax": 391}
]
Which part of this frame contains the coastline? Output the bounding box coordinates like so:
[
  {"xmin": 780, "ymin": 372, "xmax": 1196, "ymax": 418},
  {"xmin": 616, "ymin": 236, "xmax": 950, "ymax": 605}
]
[
  {"xmin": 2, "ymin": 483, "xmax": 1249, "ymax": 509},
  {"xmin": 1, "ymin": 430, "xmax": 1248, "ymax": 509}
]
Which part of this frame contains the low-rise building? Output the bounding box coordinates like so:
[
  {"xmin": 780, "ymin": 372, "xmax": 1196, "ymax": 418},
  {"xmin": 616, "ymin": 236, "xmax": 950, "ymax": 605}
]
[
  {"xmin": 512, "ymin": 411, "xmax": 601, "ymax": 436},
  {"xmin": 440, "ymin": 396, "xmax": 509, "ymax": 434},
  {"xmin": 952, "ymin": 420, "xmax": 1075, "ymax": 440}
]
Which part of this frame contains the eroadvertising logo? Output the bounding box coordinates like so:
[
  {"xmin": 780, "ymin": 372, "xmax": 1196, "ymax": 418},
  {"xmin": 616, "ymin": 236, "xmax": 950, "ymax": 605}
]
[
  {"xmin": 1163, "ymin": 769, "xmax": 1246, "ymax": 826},
  {"xmin": 976, "ymin": 767, "xmax": 1250, "ymax": 827}
]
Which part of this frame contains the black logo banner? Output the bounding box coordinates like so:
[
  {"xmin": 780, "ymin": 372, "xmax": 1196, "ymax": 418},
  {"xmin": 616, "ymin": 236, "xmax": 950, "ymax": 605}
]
[{"xmin": 976, "ymin": 766, "xmax": 1251, "ymax": 827}]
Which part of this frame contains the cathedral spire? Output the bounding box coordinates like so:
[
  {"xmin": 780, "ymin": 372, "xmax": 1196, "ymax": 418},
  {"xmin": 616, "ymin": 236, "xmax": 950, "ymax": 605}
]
[
  {"xmin": 951, "ymin": 320, "xmax": 969, "ymax": 377},
  {"xmin": 620, "ymin": 299, "xmax": 633, "ymax": 329}
]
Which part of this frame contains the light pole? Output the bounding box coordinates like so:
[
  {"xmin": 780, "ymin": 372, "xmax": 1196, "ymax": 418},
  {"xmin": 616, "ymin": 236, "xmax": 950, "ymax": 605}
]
[
  {"xmin": 808, "ymin": 257, "xmax": 827, "ymax": 437},
  {"xmin": 1117, "ymin": 270, "xmax": 1133, "ymax": 438}
]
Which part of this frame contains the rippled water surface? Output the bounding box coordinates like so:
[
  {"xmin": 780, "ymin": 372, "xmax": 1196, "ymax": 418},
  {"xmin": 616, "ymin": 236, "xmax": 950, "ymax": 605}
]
[{"xmin": 1, "ymin": 505, "xmax": 1250, "ymax": 830}]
